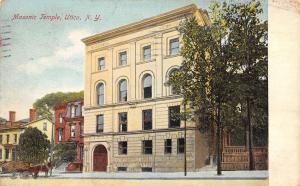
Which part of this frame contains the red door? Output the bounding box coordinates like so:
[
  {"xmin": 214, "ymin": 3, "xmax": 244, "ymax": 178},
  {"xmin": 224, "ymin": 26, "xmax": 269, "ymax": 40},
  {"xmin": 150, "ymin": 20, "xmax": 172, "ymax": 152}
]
[{"xmin": 93, "ymin": 145, "xmax": 107, "ymax": 171}]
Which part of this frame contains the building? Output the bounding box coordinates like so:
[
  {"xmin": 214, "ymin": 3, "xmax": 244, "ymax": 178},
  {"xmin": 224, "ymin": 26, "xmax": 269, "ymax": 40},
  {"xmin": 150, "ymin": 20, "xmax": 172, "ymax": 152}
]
[
  {"xmin": 54, "ymin": 100, "xmax": 84, "ymax": 162},
  {"xmin": 0, "ymin": 111, "xmax": 26, "ymax": 162},
  {"xmin": 0, "ymin": 109, "xmax": 54, "ymax": 162},
  {"xmin": 22, "ymin": 109, "xmax": 54, "ymax": 142},
  {"xmin": 82, "ymin": 4, "xmax": 212, "ymax": 172}
]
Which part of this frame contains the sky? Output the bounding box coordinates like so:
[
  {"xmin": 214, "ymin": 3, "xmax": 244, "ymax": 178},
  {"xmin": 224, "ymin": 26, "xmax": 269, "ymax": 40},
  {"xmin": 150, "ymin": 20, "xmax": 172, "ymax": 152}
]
[{"xmin": 0, "ymin": 0, "xmax": 268, "ymax": 120}]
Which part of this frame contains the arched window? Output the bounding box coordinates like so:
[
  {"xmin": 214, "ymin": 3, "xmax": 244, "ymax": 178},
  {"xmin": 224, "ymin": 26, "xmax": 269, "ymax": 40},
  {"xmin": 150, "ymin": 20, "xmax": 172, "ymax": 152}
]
[
  {"xmin": 119, "ymin": 79, "xmax": 127, "ymax": 102},
  {"xmin": 143, "ymin": 74, "xmax": 152, "ymax": 99},
  {"xmin": 169, "ymin": 69, "xmax": 179, "ymax": 95},
  {"xmin": 97, "ymin": 83, "xmax": 105, "ymax": 105}
]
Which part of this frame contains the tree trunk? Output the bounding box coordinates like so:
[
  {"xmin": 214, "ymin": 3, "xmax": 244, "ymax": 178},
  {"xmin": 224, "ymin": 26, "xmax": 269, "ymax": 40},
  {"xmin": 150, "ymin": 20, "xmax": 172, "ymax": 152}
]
[
  {"xmin": 247, "ymin": 98, "xmax": 254, "ymax": 170},
  {"xmin": 216, "ymin": 98, "xmax": 222, "ymax": 175}
]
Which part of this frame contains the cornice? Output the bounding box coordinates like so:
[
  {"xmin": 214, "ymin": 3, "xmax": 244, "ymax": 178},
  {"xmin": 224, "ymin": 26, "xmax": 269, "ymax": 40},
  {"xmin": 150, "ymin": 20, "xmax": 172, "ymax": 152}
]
[
  {"xmin": 84, "ymin": 95, "xmax": 183, "ymax": 111},
  {"xmin": 82, "ymin": 4, "xmax": 203, "ymax": 46},
  {"xmin": 84, "ymin": 127, "xmax": 197, "ymax": 137}
]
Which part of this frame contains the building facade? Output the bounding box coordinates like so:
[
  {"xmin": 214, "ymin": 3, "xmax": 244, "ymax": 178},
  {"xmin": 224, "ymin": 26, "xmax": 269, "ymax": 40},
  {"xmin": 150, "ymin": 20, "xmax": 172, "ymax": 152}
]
[
  {"xmin": 0, "ymin": 111, "xmax": 25, "ymax": 162},
  {"xmin": 0, "ymin": 109, "xmax": 53, "ymax": 162},
  {"xmin": 82, "ymin": 4, "xmax": 211, "ymax": 172},
  {"xmin": 54, "ymin": 100, "xmax": 84, "ymax": 162}
]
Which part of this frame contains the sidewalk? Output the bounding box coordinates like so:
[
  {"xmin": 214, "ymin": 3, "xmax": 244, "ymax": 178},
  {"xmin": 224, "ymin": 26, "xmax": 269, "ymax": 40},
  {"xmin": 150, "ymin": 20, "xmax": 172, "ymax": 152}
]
[{"xmin": 0, "ymin": 171, "xmax": 268, "ymax": 180}]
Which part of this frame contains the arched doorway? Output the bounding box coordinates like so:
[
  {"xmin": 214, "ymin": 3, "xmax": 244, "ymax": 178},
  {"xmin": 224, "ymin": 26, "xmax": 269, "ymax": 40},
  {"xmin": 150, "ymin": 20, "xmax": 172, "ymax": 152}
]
[{"xmin": 93, "ymin": 145, "xmax": 108, "ymax": 171}]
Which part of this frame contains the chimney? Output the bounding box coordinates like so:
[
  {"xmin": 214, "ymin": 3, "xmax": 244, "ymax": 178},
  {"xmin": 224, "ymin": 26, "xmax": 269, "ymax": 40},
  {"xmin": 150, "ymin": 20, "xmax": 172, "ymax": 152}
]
[
  {"xmin": 29, "ymin": 109, "xmax": 36, "ymax": 122},
  {"xmin": 9, "ymin": 111, "xmax": 16, "ymax": 123}
]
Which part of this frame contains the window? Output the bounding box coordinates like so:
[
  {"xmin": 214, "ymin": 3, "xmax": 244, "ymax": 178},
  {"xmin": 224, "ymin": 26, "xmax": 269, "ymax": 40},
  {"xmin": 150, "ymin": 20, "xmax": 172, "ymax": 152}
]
[
  {"xmin": 67, "ymin": 105, "xmax": 71, "ymax": 117},
  {"xmin": 119, "ymin": 79, "xmax": 127, "ymax": 102},
  {"xmin": 169, "ymin": 69, "xmax": 179, "ymax": 95},
  {"xmin": 98, "ymin": 57, "xmax": 105, "ymax": 70},
  {"xmin": 143, "ymin": 74, "xmax": 152, "ymax": 99},
  {"xmin": 119, "ymin": 112, "xmax": 127, "ymax": 132},
  {"xmin": 177, "ymin": 138, "xmax": 185, "ymax": 154},
  {"xmin": 70, "ymin": 105, "xmax": 76, "ymax": 118},
  {"xmin": 97, "ymin": 83, "xmax": 105, "ymax": 105},
  {"xmin": 58, "ymin": 128, "xmax": 63, "ymax": 142},
  {"xmin": 71, "ymin": 106, "xmax": 75, "ymax": 118},
  {"xmin": 141, "ymin": 167, "xmax": 152, "ymax": 172},
  {"xmin": 169, "ymin": 38, "xmax": 179, "ymax": 55},
  {"xmin": 117, "ymin": 167, "xmax": 127, "ymax": 172},
  {"xmin": 70, "ymin": 124, "xmax": 76, "ymax": 137},
  {"xmin": 143, "ymin": 45, "xmax": 151, "ymax": 61},
  {"xmin": 75, "ymin": 104, "xmax": 82, "ymax": 116},
  {"xmin": 96, "ymin": 115, "xmax": 104, "ymax": 133},
  {"xmin": 164, "ymin": 139, "xmax": 172, "ymax": 154},
  {"xmin": 0, "ymin": 149, "xmax": 2, "ymax": 160},
  {"xmin": 118, "ymin": 141, "xmax": 127, "ymax": 155},
  {"xmin": 169, "ymin": 106, "xmax": 181, "ymax": 128},
  {"xmin": 5, "ymin": 148, "xmax": 9, "ymax": 159},
  {"xmin": 14, "ymin": 134, "xmax": 17, "ymax": 143},
  {"xmin": 0, "ymin": 135, "xmax": 2, "ymax": 144},
  {"xmin": 142, "ymin": 140, "xmax": 152, "ymax": 154},
  {"xmin": 12, "ymin": 148, "xmax": 16, "ymax": 161},
  {"xmin": 80, "ymin": 145, "xmax": 84, "ymax": 160},
  {"xmin": 142, "ymin": 109, "xmax": 152, "ymax": 130},
  {"xmin": 80, "ymin": 122, "xmax": 84, "ymax": 136},
  {"xmin": 6, "ymin": 134, "xmax": 9, "ymax": 144},
  {"xmin": 74, "ymin": 106, "xmax": 78, "ymax": 117},
  {"xmin": 119, "ymin": 51, "xmax": 127, "ymax": 66},
  {"xmin": 59, "ymin": 113, "xmax": 63, "ymax": 123},
  {"xmin": 43, "ymin": 122, "xmax": 47, "ymax": 131}
]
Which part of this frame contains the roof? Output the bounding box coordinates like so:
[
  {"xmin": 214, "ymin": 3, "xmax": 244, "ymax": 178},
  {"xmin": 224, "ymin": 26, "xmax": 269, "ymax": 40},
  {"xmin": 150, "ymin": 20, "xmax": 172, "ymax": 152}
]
[
  {"xmin": 17, "ymin": 118, "xmax": 30, "ymax": 123},
  {"xmin": 24, "ymin": 117, "xmax": 54, "ymax": 127},
  {"xmin": 82, "ymin": 4, "xmax": 209, "ymax": 45},
  {"xmin": 53, "ymin": 99, "xmax": 84, "ymax": 110},
  {"xmin": 0, "ymin": 122, "xmax": 25, "ymax": 131}
]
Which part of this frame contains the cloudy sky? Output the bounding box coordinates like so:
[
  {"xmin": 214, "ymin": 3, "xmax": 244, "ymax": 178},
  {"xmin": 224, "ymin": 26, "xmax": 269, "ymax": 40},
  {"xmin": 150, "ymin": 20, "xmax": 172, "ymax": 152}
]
[{"xmin": 0, "ymin": 0, "xmax": 267, "ymax": 120}]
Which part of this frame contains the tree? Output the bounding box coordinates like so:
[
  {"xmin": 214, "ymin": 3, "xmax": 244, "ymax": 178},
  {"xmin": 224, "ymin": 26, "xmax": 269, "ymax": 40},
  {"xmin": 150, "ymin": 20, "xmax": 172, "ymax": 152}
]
[
  {"xmin": 0, "ymin": 117, "xmax": 6, "ymax": 124},
  {"xmin": 169, "ymin": 1, "xmax": 267, "ymax": 174},
  {"xmin": 228, "ymin": 1, "xmax": 268, "ymax": 169},
  {"xmin": 52, "ymin": 143, "xmax": 76, "ymax": 167},
  {"xmin": 17, "ymin": 127, "xmax": 50, "ymax": 165},
  {"xmin": 33, "ymin": 91, "xmax": 84, "ymax": 118}
]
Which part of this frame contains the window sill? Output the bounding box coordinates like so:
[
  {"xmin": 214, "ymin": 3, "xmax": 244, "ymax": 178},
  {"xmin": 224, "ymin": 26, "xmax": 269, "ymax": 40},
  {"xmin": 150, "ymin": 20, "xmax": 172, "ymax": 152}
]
[
  {"xmin": 117, "ymin": 154, "xmax": 127, "ymax": 156},
  {"xmin": 164, "ymin": 54, "xmax": 181, "ymax": 59},
  {"xmin": 113, "ymin": 64, "xmax": 130, "ymax": 70},
  {"xmin": 142, "ymin": 154, "xmax": 153, "ymax": 156},
  {"xmin": 92, "ymin": 69, "xmax": 108, "ymax": 74},
  {"xmin": 169, "ymin": 126, "xmax": 181, "ymax": 129},
  {"xmin": 137, "ymin": 59, "xmax": 156, "ymax": 65}
]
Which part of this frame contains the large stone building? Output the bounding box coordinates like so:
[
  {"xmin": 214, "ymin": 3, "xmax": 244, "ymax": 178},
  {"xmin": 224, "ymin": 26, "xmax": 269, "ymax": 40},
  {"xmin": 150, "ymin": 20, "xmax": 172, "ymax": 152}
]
[{"xmin": 82, "ymin": 4, "xmax": 211, "ymax": 172}]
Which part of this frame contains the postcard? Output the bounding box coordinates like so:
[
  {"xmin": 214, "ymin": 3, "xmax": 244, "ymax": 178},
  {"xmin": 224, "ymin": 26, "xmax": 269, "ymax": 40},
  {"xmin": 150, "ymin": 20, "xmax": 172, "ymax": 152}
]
[{"xmin": 0, "ymin": 0, "xmax": 298, "ymax": 186}]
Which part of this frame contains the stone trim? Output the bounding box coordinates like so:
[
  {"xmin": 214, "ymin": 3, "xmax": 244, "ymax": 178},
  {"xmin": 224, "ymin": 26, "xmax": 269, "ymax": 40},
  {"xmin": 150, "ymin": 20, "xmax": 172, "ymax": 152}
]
[
  {"xmin": 82, "ymin": 4, "xmax": 202, "ymax": 45},
  {"xmin": 84, "ymin": 95, "xmax": 182, "ymax": 111},
  {"xmin": 84, "ymin": 127, "xmax": 197, "ymax": 137}
]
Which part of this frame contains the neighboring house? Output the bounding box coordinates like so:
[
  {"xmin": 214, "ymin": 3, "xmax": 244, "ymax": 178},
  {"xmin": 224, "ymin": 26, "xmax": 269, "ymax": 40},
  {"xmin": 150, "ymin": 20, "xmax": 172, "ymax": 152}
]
[
  {"xmin": 81, "ymin": 4, "xmax": 211, "ymax": 172},
  {"xmin": 54, "ymin": 100, "xmax": 84, "ymax": 163},
  {"xmin": 24, "ymin": 118, "xmax": 54, "ymax": 142},
  {"xmin": 0, "ymin": 109, "xmax": 54, "ymax": 162},
  {"xmin": 0, "ymin": 111, "xmax": 25, "ymax": 162}
]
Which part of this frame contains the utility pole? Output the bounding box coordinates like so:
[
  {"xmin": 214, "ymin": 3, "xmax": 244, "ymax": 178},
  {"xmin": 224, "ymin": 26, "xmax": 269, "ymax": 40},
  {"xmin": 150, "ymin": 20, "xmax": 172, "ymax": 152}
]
[
  {"xmin": 184, "ymin": 103, "xmax": 187, "ymax": 176},
  {"xmin": 216, "ymin": 98, "xmax": 222, "ymax": 175},
  {"xmin": 49, "ymin": 122, "xmax": 54, "ymax": 176}
]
